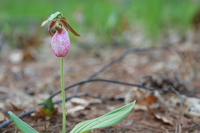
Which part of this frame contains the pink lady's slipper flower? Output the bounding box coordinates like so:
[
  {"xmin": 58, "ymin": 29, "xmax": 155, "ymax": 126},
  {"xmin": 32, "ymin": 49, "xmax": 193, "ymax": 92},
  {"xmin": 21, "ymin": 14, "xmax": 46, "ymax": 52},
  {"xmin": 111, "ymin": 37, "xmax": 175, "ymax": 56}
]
[
  {"xmin": 51, "ymin": 27, "xmax": 70, "ymax": 57},
  {"xmin": 41, "ymin": 11, "xmax": 80, "ymax": 57}
]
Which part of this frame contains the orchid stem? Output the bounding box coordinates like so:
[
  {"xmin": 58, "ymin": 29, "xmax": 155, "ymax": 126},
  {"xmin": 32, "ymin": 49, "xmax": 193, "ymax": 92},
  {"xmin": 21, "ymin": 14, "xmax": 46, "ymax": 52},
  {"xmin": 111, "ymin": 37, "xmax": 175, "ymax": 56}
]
[{"xmin": 60, "ymin": 57, "xmax": 66, "ymax": 133}]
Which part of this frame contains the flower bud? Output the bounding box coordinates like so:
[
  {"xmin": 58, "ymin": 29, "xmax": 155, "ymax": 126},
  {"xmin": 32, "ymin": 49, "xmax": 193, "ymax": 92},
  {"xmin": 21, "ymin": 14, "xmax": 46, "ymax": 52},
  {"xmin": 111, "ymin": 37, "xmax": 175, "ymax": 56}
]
[{"xmin": 51, "ymin": 28, "xmax": 70, "ymax": 57}]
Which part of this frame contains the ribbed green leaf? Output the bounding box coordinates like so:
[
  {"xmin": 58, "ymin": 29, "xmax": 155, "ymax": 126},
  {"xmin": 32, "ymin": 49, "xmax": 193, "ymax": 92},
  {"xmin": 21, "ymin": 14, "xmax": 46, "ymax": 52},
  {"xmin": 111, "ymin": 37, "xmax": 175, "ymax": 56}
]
[
  {"xmin": 8, "ymin": 111, "xmax": 38, "ymax": 133},
  {"xmin": 70, "ymin": 101, "xmax": 136, "ymax": 133}
]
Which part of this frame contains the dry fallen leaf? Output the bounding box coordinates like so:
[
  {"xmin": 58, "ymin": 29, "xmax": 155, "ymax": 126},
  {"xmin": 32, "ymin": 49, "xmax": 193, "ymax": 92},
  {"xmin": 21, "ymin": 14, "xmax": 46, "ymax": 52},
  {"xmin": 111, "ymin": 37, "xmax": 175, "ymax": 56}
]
[
  {"xmin": 134, "ymin": 94, "xmax": 158, "ymax": 111},
  {"xmin": 185, "ymin": 97, "xmax": 200, "ymax": 117},
  {"xmin": 10, "ymin": 102, "xmax": 24, "ymax": 111},
  {"xmin": 154, "ymin": 113, "xmax": 174, "ymax": 125},
  {"xmin": 70, "ymin": 98, "xmax": 102, "ymax": 107},
  {"xmin": 139, "ymin": 95, "xmax": 157, "ymax": 105},
  {"xmin": 70, "ymin": 98, "xmax": 89, "ymax": 106},
  {"xmin": 67, "ymin": 105, "xmax": 85, "ymax": 115},
  {"xmin": 32, "ymin": 106, "xmax": 46, "ymax": 118},
  {"xmin": 0, "ymin": 111, "xmax": 6, "ymax": 123}
]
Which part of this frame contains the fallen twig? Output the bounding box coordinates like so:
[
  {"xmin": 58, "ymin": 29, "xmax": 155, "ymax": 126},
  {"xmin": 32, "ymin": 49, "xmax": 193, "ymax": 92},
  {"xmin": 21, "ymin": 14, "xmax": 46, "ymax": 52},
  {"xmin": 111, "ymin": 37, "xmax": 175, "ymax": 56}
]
[
  {"xmin": 0, "ymin": 77, "xmax": 198, "ymax": 129},
  {"xmin": 0, "ymin": 78, "xmax": 157, "ymax": 129},
  {"xmin": 0, "ymin": 93, "xmax": 88, "ymax": 129},
  {"xmin": 73, "ymin": 46, "xmax": 171, "ymax": 95}
]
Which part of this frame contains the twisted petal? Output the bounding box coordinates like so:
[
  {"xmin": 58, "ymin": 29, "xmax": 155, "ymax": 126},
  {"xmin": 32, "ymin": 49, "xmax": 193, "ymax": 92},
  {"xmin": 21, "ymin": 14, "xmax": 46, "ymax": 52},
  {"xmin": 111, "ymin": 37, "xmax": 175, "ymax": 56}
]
[
  {"xmin": 59, "ymin": 19, "xmax": 81, "ymax": 36},
  {"xmin": 51, "ymin": 28, "xmax": 70, "ymax": 57}
]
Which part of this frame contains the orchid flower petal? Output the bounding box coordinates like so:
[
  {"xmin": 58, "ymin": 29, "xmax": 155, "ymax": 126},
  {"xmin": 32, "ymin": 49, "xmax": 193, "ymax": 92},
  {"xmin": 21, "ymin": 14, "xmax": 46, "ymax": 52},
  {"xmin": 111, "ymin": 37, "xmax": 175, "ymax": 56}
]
[
  {"xmin": 59, "ymin": 19, "xmax": 81, "ymax": 36},
  {"xmin": 51, "ymin": 28, "xmax": 70, "ymax": 57}
]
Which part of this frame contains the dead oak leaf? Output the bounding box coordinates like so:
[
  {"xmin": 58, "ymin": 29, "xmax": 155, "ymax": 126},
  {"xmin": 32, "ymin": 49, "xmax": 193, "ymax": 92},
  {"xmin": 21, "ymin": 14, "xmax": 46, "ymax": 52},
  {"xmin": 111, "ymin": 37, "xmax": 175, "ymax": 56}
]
[
  {"xmin": 139, "ymin": 95, "xmax": 158, "ymax": 105},
  {"xmin": 154, "ymin": 113, "xmax": 174, "ymax": 126},
  {"xmin": 10, "ymin": 102, "xmax": 24, "ymax": 112}
]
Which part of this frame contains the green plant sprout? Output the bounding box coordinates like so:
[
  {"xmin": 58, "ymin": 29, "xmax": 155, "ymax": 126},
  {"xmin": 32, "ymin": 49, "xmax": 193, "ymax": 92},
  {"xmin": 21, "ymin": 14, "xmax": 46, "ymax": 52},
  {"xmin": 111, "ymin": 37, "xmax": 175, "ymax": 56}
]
[{"xmin": 8, "ymin": 11, "xmax": 136, "ymax": 133}]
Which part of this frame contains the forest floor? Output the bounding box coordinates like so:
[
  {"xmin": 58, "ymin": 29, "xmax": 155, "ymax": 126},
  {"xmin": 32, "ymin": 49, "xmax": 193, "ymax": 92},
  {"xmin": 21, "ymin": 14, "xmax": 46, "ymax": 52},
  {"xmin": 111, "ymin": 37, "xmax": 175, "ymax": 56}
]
[{"xmin": 0, "ymin": 36, "xmax": 200, "ymax": 133}]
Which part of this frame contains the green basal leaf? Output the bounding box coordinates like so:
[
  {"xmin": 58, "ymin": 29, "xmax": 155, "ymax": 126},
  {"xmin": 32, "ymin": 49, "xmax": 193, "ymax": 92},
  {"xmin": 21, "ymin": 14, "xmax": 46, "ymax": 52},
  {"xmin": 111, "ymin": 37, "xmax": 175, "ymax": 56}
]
[
  {"xmin": 8, "ymin": 111, "xmax": 38, "ymax": 133},
  {"xmin": 41, "ymin": 11, "xmax": 63, "ymax": 26},
  {"xmin": 70, "ymin": 101, "xmax": 136, "ymax": 133}
]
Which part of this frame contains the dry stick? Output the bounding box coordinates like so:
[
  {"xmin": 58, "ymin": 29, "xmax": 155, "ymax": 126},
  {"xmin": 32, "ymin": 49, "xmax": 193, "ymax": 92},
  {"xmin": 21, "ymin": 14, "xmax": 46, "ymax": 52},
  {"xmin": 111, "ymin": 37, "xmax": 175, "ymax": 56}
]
[
  {"xmin": 0, "ymin": 78, "xmax": 198, "ymax": 129},
  {"xmin": 51, "ymin": 78, "xmax": 157, "ymax": 98},
  {"xmin": 72, "ymin": 46, "xmax": 171, "ymax": 95},
  {"xmin": 170, "ymin": 87, "xmax": 184, "ymax": 133},
  {"xmin": 0, "ymin": 78, "xmax": 158, "ymax": 129},
  {"xmin": 0, "ymin": 94, "xmax": 86, "ymax": 129},
  {"xmin": 183, "ymin": 124, "xmax": 200, "ymax": 132},
  {"xmin": 51, "ymin": 46, "xmax": 171, "ymax": 98},
  {"xmin": 64, "ymin": 78, "xmax": 197, "ymax": 98}
]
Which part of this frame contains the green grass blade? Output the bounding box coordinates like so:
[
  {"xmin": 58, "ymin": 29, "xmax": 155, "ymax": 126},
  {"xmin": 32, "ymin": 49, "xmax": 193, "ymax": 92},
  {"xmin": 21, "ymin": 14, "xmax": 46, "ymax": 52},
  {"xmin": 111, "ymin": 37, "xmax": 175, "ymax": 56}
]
[
  {"xmin": 70, "ymin": 101, "xmax": 136, "ymax": 133},
  {"xmin": 8, "ymin": 111, "xmax": 38, "ymax": 133}
]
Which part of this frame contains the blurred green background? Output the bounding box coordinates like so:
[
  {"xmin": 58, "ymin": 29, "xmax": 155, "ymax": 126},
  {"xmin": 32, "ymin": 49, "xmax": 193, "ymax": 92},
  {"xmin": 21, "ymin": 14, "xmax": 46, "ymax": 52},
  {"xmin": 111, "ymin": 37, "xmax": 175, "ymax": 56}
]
[{"xmin": 0, "ymin": 0, "xmax": 200, "ymax": 49}]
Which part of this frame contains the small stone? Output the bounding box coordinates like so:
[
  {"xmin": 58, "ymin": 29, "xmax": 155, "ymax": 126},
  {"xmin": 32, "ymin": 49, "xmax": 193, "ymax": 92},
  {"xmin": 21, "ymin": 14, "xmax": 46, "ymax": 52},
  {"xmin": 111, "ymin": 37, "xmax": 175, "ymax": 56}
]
[{"xmin": 9, "ymin": 50, "xmax": 23, "ymax": 64}]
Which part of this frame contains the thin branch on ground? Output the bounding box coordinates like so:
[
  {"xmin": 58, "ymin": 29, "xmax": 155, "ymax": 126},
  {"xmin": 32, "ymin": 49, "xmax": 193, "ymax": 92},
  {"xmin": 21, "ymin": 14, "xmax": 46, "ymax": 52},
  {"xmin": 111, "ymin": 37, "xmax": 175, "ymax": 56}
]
[
  {"xmin": 0, "ymin": 78, "xmax": 156, "ymax": 129},
  {"xmin": 170, "ymin": 87, "xmax": 184, "ymax": 133},
  {"xmin": 1, "ymin": 76, "xmax": 196, "ymax": 129},
  {"xmin": 52, "ymin": 78, "xmax": 197, "ymax": 99},
  {"xmin": 73, "ymin": 46, "xmax": 171, "ymax": 95},
  {"xmin": 0, "ymin": 93, "xmax": 89, "ymax": 129}
]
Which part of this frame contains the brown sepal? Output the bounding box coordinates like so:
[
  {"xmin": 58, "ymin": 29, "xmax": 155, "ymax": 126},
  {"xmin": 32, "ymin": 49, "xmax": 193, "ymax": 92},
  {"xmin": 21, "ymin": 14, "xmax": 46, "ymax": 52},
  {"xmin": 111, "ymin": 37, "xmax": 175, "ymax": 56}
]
[
  {"xmin": 59, "ymin": 19, "xmax": 81, "ymax": 36},
  {"xmin": 48, "ymin": 30, "xmax": 54, "ymax": 37},
  {"xmin": 60, "ymin": 17, "xmax": 69, "ymax": 23},
  {"xmin": 48, "ymin": 21, "xmax": 56, "ymax": 30},
  {"xmin": 48, "ymin": 21, "xmax": 56, "ymax": 36}
]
